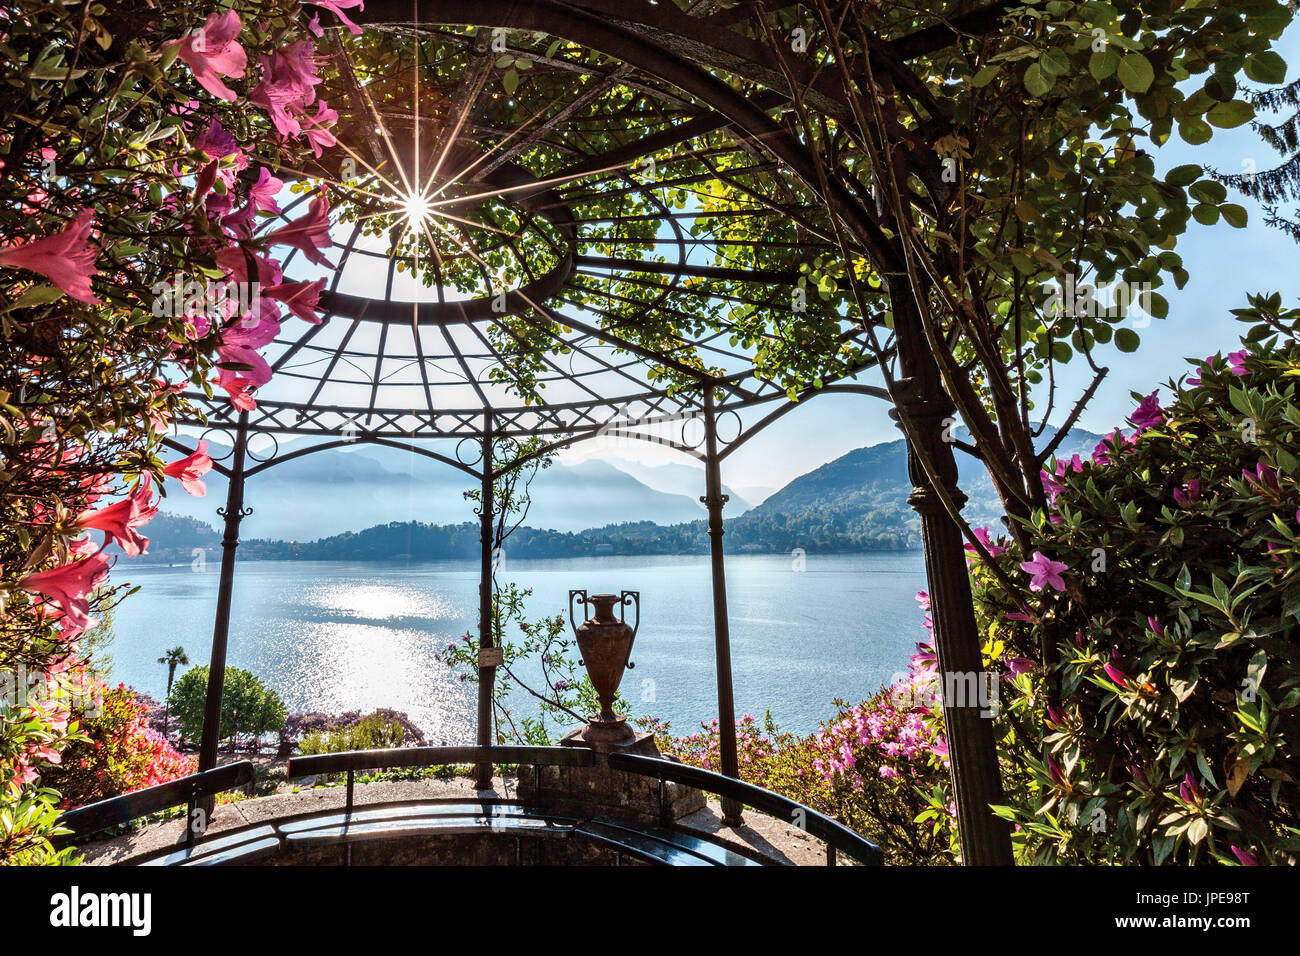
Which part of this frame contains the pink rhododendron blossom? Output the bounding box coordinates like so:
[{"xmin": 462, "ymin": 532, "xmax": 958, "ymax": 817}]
[
  {"xmin": 167, "ymin": 11, "xmax": 247, "ymax": 101},
  {"xmin": 1179, "ymin": 773, "xmax": 1202, "ymax": 804},
  {"xmin": 963, "ymin": 525, "xmax": 1006, "ymax": 558},
  {"xmin": 262, "ymin": 194, "xmax": 333, "ymax": 266},
  {"xmin": 0, "ymin": 208, "xmax": 101, "ymax": 304},
  {"xmin": 1129, "ymin": 390, "xmax": 1164, "ymax": 432},
  {"xmin": 1172, "ymin": 478, "xmax": 1202, "ymax": 505},
  {"xmin": 301, "ymin": 100, "xmax": 339, "ymax": 157},
  {"xmin": 1005, "ymin": 657, "xmax": 1034, "ymax": 676},
  {"xmin": 263, "ymin": 278, "xmax": 326, "ymax": 324},
  {"xmin": 1039, "ymin": 468, "xmax": 1064, "ymax": 506},
  {"xmin": 1103, "ymin": 662, "xmax": 1129, "ymax": 688},
  {"xmin": 1231, "ymin": 846, "xmax": 1260, "ymax": 866},
  {"xmin": 1226, "ymin": 349, "xmax": 1250, "ymax": 376},
  {"xmin": 1243, "ymin": 462, "xmax": 1280, "ymax": 493},
  {"xmin": 163, "ymin": 441, "xmax": 214, "ymax": 496},
  {"xmin": 77, "ymin": 477, "xmax": 157, "ymax": 556},
  {"xmin": 311, "ymin": 0, "xmax": 365, "ymax": 35},
  {"xmin": 19, "ymin": 552, "xmax": 112, "ymax": 634},
  {"xmin": 193, "ymin": 118, "xmax": 239, "ymax": 158},
  {"xmin": 1019, "ymin": 551, "xmax": 1068, "ymax": 592}
]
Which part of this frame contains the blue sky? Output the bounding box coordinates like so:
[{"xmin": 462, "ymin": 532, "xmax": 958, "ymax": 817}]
[{"xmin": 621, "ymin": 24, "xmax": 1300, "ymax": 503}]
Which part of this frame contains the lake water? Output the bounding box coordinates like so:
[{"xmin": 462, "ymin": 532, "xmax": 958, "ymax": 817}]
[{"xmin": 110, "ymin": 553, "xmax": 929, "ymax": 740}]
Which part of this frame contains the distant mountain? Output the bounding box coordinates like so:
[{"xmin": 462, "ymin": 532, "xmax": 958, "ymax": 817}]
[
  {"xmin": 601, "ymin": 459, "xmax": 752, "ymax": 514},
  {"xmin": 157, "ymin": 441, "xmax": 717, "ymax": 540},
  {"xmin": 724, "ymin": 424, "xmax": 1104, "ymax": 552},
  {"xmin": 142, "ymin": 424, "xmax": 1105, "ymax": 561}
]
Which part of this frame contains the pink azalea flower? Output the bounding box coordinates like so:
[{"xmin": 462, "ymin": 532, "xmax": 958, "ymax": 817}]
[
  {"xmin": 310, "ymin": 0, "xmax": 365, "ymax": 35},
  {"xmin": 1006, "ymin": 657, "xmax": 1034, "ymax": 676},
  {"xmin": 77, "ymin": 476, "xmax": 157, "ymax": 556},
  {"xmin": 1172, "ymin": 478, "xmax": 1201, "ymax": 506},
  {"xmin": 193, "ymin": 118, "xmax": 238, "ymax": 158},
  {"xmin": 1039, "ymin": 468, "xmax": 1065, "ymax": 506},
  {"xmin": 216, "ymin": 366, "xmax": 260, "ymax": 410},
  {"xmin": 1244, "ymin": 462, "xmax": 1280, "ymax": 493},
  {"xmin": 217, "ymin": 343, "xmax": 274, "ymax": 388},
  {"xmin": 263, "ymin": 278, "xmax": 326, "ymax": 324},
  {"xmin": 163, "ymin": 441, "xmax": 214, "ymax": 496},
  {"xmin": 167, "ymin": 11, "xmax": 247, "ymax": 102},
  {"xmin": 1103, "ymin": 662, "xmax": 1129, "ymax": 687},
  {"xmin": 217, "ymin": 246, "xmax": 283, "ymax": 287},
  {"xmin": 1046, "ymin": 755, "xmax": 1066, "ymax": 786},
  {"xmin": 1147, "ymin": 616, "xmax": 1165, "ymax": 638},
  {"xmin": 1186, "ymin": 354, "xmax": 1217, "ymax": 387},
  {"xmin": 0, "ymin": 208, "xmax": 101, "ymax": 304},
  {"xmin": 963, "ymin": 525, "xmax": 1006, "ymax": 558},
  {"xmin": 301, "ymin": 100, "xmax": 339, "ymax": 157},
  {"xmin": 1019, "ymin": 551, "xmax": 1068, "ymax": 591},
  {"xmin": 1231, "ymin": 846, "xmax": 1260, "ymax": 866},
  {"xmin": 1130, "ymin": 390, "xmax": 1164, "ymax": 432},
  {"xmin": 19, "ymin": 552, "xmax": 112, "ymax": 633},
  {"xmin": 1226, "ymin": 349, "xmax": 1250, "ymax": 376},
  {"xmin": 262, "ymin": 194, "xmax": 333, "ymax": 267},
  {"xmin": 1179, "ymin": 773, "xmax": 1201, "ymax": 804}
]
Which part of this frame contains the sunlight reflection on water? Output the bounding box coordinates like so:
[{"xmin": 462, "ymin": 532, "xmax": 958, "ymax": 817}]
[{"xmin": 111, "ymin": 554, "xmax": 928, "ymax": 739}]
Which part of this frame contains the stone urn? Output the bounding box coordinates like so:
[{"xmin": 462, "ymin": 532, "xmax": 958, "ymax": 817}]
[{"xmin": 568, "ymin": 590, "xmax": 639, "ymax": 743}]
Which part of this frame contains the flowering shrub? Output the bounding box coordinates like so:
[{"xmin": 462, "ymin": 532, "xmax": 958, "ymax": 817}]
[
  {"xmin": 41, "ymin": 686, "xmax": 194, "ymax": 810},
  {"xmin": 973, "ymin": 293, "xmax": 1300, "ymax": 864},
  {"xmin": 0, "ymin": 1, "xmax": 342, "ymax": 862}
]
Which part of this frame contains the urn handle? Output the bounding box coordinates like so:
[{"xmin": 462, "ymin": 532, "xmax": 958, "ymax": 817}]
[
  {"xmin": 620, "ymin": 590, "xmax": 640, "ymax": 669},
  {"xmin": 568, "ymin": 589, "xmax": 589, "ymax": 635}
]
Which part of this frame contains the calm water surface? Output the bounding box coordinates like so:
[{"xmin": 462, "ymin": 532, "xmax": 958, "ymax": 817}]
[{"xmin": 111, "ymin": 553, "xmax": 928, "ymax": 739}]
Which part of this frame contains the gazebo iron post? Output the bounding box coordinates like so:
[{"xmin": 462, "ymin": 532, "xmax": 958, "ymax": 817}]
[
  {"xmin": 701, "ymin": 388, "xmax": 743, "ymax": 827},
  {"xmin": 887, "ymin": 290, "xmax": 1012, "ymax": 866},
  {"xmin": 195, "ymin": 410, "xmax": 251, "ymax": 826},
  {"xmin": 473, "ymin": 410, "xmax": 496, "ymax": 789}
]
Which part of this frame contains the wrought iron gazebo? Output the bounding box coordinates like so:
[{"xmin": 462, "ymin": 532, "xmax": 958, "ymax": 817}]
[{"xmin": 154, "ymin": 0, "xmax": 1012, "ymax": 864}]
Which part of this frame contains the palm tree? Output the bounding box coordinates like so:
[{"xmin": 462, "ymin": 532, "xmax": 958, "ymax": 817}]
[{"xmin": 158, "ymin": 646, "xmax": 189, "ymax": 737}]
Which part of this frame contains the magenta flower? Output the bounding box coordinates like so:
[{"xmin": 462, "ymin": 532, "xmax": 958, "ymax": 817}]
[
  {"xmin": 1172, "ymin": 478, "xmax": 1202, "ymax": 505},
  {"xmin": 1103, "ymin": 662, "xmax": 1129, "ymax": 687},
  {"xmin": 1244, "ymin": 462, "xmax": 1280, "ymax": 493},
  {"xmin": 310, "ymin": 0, "xmax": 366, "ymax": 35},
  {"xmin": 167, "ymin": 10, "xmax": 247, "ymax": 102},
  {"xmin": 1019, "ymin": 551, "xmax": 1069, "ymax": 591},
  {"xmin": 164, "ymin": 441, "xmax": 214, "ymax": 497},
  {"xmin": 963, "ymin": 525, "xmax": 1006, "ymax": 558},
  {"xmin": 1046, "ymin": 755, "xmax": 1066, "ymax": 786},
  {"xmin": 1186, "ymin": 354, "xmax": 1215, "ymax": 387},
  {"xmin": 193, "ymin": 119, "xmax": 239, "ymax": 159},
  {"xmin": 1147, "ymin": 616, "xmax": 1165, "ymax": 638},
  {"xmin": 1006, "ymin": 656, "xmax": 1034, "ymax": 676},
  {"xmin": 1039, "ymin": 468, "xmax": 1065, "ymax": 506},
  {"xmin": 263, "ymin": 194, "xmax": 333, "ymax": 267},
  {"xmin": 1179, "ymin": 773, "xmax": 1202, "ymax": 804},
  {"xmin": 301, "ymin": 100, "xmax": 339, "ymax": 158},
  {"xmin": 78, "ymin": 477, "xmax": 157, "ymax": 556},
  {"xmin": 1231, "ymin": 846, "xmax": 1260, "ymax": 866},
  {"xmin": 1046, "ymin": 705, "xmax": 1066, "ymax": 726},
  {"xmin": 263, "ymin": 278, "xmax": 326, "ymax": 324},
  {"xmin": 1129, "ymin": 390, "xmax": 1165, "ymax": 432},
  {"xmin": 0, "ymin": 208, "xmax": 101, "ymax": 304},
  {"xmin": 19, "ymin": 552, "xmax": 112, "ymax": 634},
  {"xmin": 1226, "ymin": 349, "xmax": 1250, "ymax": 376}
]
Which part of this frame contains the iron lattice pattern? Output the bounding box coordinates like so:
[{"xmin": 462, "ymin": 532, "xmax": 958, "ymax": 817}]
[{"xmin": 179, "ymin": 6, "xmax": 880, "ymax": 446}]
